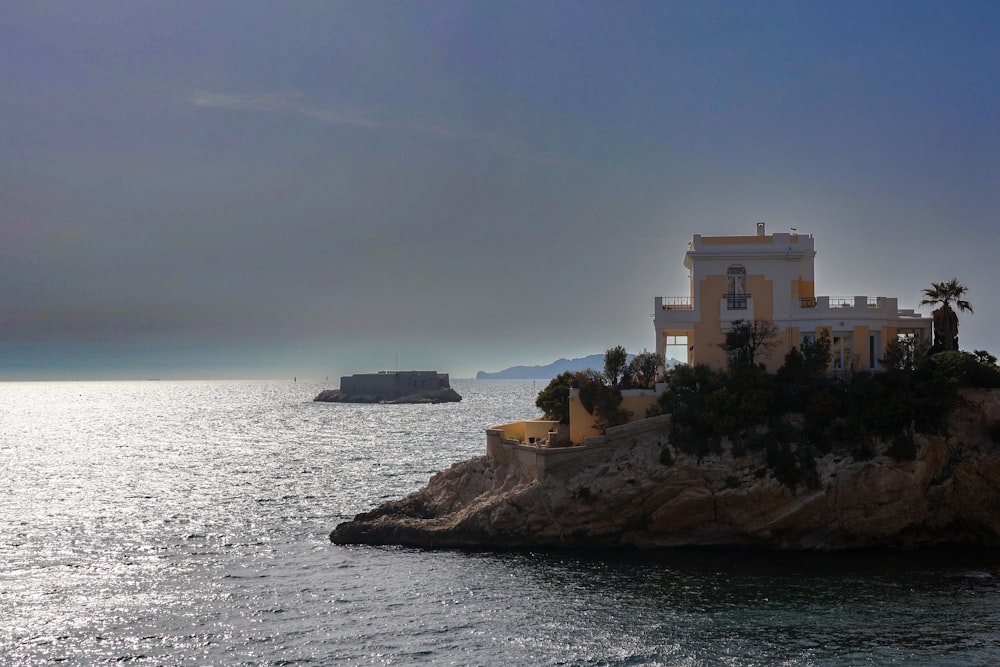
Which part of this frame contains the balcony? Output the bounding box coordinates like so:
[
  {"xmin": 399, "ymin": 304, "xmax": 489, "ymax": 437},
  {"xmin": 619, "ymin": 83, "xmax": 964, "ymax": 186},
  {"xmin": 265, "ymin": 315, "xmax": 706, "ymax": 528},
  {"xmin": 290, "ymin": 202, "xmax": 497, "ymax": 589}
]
[
  {"xmin": 658, "ymin": 296, "xmax": 694, "ymax": 310},
  {"xmin": 803, "ymin": 296, "xmax": 888, "ymax": 311},
  {"xmin": 725, "ymin": 292, "xmax": 749, "ymax": 310}
]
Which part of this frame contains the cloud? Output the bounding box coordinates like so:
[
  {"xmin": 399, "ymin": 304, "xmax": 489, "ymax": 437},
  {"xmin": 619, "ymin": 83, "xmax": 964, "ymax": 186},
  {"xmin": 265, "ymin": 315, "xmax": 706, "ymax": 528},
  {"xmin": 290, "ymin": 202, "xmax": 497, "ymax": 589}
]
[
  {"xmin": 192, "ymin": 91, "xmax": 380, "ymax": 128},
  {"xmin": 191, "ymin": 90, "xmax": 570, "ymax": 165}
]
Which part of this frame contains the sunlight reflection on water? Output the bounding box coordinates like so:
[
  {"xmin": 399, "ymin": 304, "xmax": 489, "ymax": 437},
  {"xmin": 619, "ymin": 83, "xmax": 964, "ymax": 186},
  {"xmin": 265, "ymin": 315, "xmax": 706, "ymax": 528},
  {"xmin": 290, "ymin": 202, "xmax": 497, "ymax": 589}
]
[{"xmin": 2, "ymin": 379, "xmax": 1000, "ymax": 665}]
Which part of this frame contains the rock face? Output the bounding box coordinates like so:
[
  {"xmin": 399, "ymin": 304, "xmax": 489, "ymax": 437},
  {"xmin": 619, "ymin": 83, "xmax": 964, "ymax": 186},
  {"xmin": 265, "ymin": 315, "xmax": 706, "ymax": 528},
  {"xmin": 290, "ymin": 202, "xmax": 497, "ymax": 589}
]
[{"xmin": 330, "ymin": 390, "xmax": 1000, "ymax": 550}]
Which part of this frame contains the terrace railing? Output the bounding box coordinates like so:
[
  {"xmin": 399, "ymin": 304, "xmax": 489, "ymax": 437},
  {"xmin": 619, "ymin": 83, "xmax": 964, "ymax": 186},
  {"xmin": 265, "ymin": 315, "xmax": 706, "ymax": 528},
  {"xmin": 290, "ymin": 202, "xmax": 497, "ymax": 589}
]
[
  {"xmin": 725, "ymin": 292, "xmax": 749, "ymax": 310},
  {"xmin": 660, "ymin": 297, "xmax": 694, "ymax": 310}
]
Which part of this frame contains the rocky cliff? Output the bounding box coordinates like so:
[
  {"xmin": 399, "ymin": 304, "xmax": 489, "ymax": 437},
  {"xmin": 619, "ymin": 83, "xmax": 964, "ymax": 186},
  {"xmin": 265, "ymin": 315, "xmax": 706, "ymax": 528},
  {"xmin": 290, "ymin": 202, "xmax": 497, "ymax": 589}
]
[{"xmin": 330, "ymin": 390, "xmax": 1000, "ymax": 550}]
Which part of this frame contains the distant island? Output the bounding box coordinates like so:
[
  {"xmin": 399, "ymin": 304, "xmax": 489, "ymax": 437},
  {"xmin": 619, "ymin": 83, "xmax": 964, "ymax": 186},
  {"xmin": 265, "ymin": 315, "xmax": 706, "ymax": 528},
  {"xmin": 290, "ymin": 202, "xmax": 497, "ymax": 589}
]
[
  {"xmin": 476, "ymin": 354, "xmax": 680, "ymax": 379},
  {"xmin": 314, "ymin": 371, "xmax": 461, "ymax": 404}
]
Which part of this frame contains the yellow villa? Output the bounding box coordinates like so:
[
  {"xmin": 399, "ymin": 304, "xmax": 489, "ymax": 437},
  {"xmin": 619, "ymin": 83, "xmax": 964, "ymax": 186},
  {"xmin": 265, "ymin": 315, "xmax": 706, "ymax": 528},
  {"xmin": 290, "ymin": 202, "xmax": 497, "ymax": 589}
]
[
  {"xmin": 654, "ymin": 223, "xmax": 932, "ymax": 373},
  {"xmin": 490, "ymin": 222, "xmax": 934, "ymax": 453}
]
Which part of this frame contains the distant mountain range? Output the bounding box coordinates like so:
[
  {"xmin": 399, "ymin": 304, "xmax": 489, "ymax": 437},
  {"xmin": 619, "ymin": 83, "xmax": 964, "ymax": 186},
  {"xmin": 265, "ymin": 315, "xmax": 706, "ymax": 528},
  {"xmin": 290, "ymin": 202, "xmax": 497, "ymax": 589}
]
[{"xmin": 475, "ymin": 354, "xmax": 682, "ymax": 380}]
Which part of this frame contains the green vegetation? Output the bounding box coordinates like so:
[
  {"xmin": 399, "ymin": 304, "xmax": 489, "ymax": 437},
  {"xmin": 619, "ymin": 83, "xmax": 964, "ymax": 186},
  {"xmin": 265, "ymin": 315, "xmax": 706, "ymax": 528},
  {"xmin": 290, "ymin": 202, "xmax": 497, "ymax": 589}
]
[
  {"xmin": 603, "ymin": 345, "xmax": 628, "ymax": 387},
  {"xmin": 921, "ymin": 278, "xmax": 973, "ymax": 352},
  {"xmin": 626, "ymin": 352, "xmax": 662, "ymax": 390},
  {"xmin": 535, "ymin": 317, "xmax": 999, "ymax": 485},
  {"xmin": 719, "ymin": 318, "xmax": 780, "ymax": 369},
  {"xmin": 574, "ymin": 368, "xmax": 632, "ymax": 433},
  {"xmin": 654, "ymin": 322, "xmax": 1000, "ymax": 489},
  {"xmin": 535, "ymin": 371, "xmax": 573, "ymax": 424},
  {"xmin": 535, "ymin": 346, "xmax": 665, "ymax": 433}
]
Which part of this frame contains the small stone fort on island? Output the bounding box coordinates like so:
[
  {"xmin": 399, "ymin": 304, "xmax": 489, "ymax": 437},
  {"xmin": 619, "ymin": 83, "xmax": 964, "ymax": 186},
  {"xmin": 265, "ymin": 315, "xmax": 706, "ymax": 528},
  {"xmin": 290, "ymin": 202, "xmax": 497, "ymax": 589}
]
[
  {"xmin": 331, "ymin": 224, "xmax": 1000, "ymax": 551},
  {"xmin": 314, "ymin": 370, "xmax": 461, "ymax": 404}
]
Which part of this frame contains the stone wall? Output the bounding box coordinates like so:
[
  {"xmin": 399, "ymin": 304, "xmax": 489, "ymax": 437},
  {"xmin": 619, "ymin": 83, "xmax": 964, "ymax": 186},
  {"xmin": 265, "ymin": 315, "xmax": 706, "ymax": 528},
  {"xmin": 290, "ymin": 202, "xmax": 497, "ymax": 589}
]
[
  {"xmin": 487, "ymin": 414, "xmax": 673, "ymax": 482},
  {"xmin": 568, "ymin": 387, "xmax": 661, "ymax": 443},
  {"xmin": 340, "ymin": 371, "xmax": 448, "ymax": 398}
]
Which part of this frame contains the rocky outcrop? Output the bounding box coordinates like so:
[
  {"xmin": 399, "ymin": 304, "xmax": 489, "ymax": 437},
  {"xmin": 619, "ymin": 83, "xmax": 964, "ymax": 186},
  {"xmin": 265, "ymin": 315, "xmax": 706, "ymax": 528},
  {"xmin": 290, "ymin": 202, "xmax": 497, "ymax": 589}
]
[
  {"xmin": 314, "ymin": 387, "xmax": 462, "ymax": 404},
  {"xmin": 330, "ymin": 389, "xmax": 1000, "ymax": 550}
]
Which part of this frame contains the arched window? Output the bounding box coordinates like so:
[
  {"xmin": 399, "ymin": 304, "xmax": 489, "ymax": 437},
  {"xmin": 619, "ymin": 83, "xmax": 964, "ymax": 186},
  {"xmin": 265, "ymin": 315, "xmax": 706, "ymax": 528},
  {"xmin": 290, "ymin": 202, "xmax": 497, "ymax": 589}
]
[
  {"xmin": 727, "ymin": 265, "xmax": 746, "ymax": 295},
  {"xmin": 726, "ymin": 265, "xmax": 747, "ymax": 309}
]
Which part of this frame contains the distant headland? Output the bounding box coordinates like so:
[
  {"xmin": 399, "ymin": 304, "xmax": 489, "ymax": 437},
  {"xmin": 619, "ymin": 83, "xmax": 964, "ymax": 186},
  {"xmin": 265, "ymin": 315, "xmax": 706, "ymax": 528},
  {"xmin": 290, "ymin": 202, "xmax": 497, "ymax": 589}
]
[
  {"xmin": 477, "ymin": 354, "xmax": 680, "ymax": 380},
  {"xmin": 314, "ymin": 371, "xmax": 461, "ymax": 404}
]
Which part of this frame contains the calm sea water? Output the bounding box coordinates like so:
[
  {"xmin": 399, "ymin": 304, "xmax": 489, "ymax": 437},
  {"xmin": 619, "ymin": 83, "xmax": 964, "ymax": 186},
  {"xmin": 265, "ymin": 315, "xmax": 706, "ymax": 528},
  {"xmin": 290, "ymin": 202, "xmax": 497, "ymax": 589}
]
[{"xmin": 2, "ymin": 379, "xmax": 1000, "ymax": 665}]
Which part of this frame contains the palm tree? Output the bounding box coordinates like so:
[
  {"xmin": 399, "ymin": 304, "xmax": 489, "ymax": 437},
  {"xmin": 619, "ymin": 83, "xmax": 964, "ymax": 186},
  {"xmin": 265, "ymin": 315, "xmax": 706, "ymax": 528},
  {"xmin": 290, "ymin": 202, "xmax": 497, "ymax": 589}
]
[{"xmin": 920, "ymin": 278, "xmax": 973, "ymax": 352}]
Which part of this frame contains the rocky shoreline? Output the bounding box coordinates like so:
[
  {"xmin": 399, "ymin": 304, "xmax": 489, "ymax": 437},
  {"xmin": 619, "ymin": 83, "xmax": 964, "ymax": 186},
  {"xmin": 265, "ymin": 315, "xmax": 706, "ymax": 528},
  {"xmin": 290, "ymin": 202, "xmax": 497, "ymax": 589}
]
[{"xmin": 331, "ymin": 390, "xmax": 1000, "ymax": 550}]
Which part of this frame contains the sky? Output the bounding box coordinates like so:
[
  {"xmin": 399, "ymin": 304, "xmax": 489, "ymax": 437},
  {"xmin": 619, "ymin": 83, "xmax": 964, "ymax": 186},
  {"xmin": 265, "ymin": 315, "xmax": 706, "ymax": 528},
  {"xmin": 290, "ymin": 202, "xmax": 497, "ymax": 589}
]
[{"xmin": 2, "ymin": 1, "xmax": 999, "ymax": 380}]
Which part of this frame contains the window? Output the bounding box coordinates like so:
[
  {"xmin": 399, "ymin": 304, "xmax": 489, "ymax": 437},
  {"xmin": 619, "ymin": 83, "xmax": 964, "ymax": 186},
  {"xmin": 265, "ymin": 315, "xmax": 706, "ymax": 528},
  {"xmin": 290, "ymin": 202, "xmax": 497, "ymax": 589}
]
[
  {"xmin": 665, "ymin": 334, "xmax": 689, "ymax": 365},
  {"xmin": 832, "ymin": 333, "xmax": 852, "ymax": 370},
  {"xmin": 869, "ymin": 332, "xmax": 881, "ymax": 370},
  {"xmin": 727, "ymin": 265, "xmax": 746, "ymax": 295},
  {"xmin": 726, "ymin": 265, "xmax": 747, "ymax": 310}
]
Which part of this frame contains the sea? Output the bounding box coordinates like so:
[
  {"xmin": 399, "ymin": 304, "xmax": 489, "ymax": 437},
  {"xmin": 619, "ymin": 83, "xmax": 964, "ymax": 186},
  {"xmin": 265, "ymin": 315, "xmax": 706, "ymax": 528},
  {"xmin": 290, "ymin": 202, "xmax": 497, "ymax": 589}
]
[{"xmin": 2, "ymin": 378, "xmax": 1000, "ymax": 666}]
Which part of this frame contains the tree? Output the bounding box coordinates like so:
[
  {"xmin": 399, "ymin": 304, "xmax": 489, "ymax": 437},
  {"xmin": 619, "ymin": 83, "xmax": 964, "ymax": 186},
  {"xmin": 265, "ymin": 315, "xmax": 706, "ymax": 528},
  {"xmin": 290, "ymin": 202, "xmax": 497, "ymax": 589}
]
[
  {"xmin": 776, "ymin": 331, "xmax": 831, "ymax": 410},
  {"xmin": 627, "ymin": 351, "xmax": 662, "ymax": 389},
  {"xmin": 720, "ymin": 319, "xmax": 779, "ymax": 370},
  {"xmin": 603, "ymin": 345, "xmax": 628, "ymax": 387},
  {"xmin": 535, "ymin": 372, "xmax": 573, "ymax": 424},
  {"xmin": 573, "ymin": 369, "xmax": 631, "ymax": 433},
  {"xmin": 920, "ymin": 278, "xmax": 973, "ymax": 352},
  {"xmin": 801, "ymin": 331, "xmax": 832, "ymax": 377},
  {"xmin": 883, "ymin": 335, "xmax": 929, "ymax": 373},
  {"xmin": 974, "ymin": 349, "xmax": 998, "ymax": 367}
]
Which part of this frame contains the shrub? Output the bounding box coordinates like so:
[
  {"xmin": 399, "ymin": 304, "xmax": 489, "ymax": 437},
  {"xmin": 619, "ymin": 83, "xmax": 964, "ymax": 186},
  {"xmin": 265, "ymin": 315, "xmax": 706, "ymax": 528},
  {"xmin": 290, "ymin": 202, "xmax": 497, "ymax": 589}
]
[
  {"xmin": 573, "ymin": 369, "xmax": 632, "ymax": 433},
  {"xmin": 922, "ymin": 350, "xmax": 1000, "ymax": 390},
  {"xmin": 766, "ymin": 440, "xmax": 800, "ymax": 489},
  {"xmin": 852, "ymin": 442, "xmax": 875, "ymax": 461},
  {"xmin": 887, "ymin": 430, "xmax": 917, "ymax": 462},
  {"xmin": 535, "ymin": 372, "xmax": 573, "ymax": 424},
  {"xmin": 804, "ymin": 388, "xmax": 841, "ymax": 428},
  {"xmin": 659, "ymin": 445, "xmax": 675, "ymax": 466},
  {"xmin": 797, "ymin": 444, "xmax": 820, "ymax": 489},
  {"xmin": 628, "ymin": 351, "xmax": 663, "ymax": 389},
  {"xmin": 987, "ymin": 420, "xmax": 1000, "ymax": 445},
  {"xmin": 659, "ymin": 343, "xmax": 999, "ymax": 472}
]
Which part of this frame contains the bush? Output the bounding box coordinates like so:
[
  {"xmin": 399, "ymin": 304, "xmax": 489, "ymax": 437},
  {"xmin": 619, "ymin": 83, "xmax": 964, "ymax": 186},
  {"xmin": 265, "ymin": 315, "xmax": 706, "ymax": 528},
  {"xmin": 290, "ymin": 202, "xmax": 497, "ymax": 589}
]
[
  {"xmin": 988, "ymin": 420, "xmax": 1000, "ymax": 445},
  {"xmin": 659, "ymin": 445, "xmax": 674, "ymax": 466},
  {"xmin": 627, "ymin": 351, "xmax": 663, "ymax": 389},
  {"xmin": 766, "ymin": 440, "xmax": 800, "ymax": 489},
  {"xmin": 804, "ymin": 388, "xmax": 841, "ymax": 428},
  {"xmin": 535, "ymin": 372, "xmax": 573, "ymax": 424},
  {"xmin": 656, "ymin": 344, "xmax": 999, "ymax": 471},
  {"xmin": 573, "ymin": 369, "xmax": 632, "ymax": 433},
  {"xmin": 887, "ymin": 430, "xmax": 917, "ymax": 462},
  {"xmin": 925, "ymin": 350, "xmax": 1000, "ymax": 389}
]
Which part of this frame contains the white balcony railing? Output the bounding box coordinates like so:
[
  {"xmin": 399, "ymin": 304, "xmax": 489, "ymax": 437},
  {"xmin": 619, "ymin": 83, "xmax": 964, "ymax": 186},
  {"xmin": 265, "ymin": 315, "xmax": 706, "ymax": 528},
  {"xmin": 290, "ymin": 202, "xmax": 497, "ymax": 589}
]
[{"xmin": 659, "ymin": 297, "xmax": 694, "ymax": 310}]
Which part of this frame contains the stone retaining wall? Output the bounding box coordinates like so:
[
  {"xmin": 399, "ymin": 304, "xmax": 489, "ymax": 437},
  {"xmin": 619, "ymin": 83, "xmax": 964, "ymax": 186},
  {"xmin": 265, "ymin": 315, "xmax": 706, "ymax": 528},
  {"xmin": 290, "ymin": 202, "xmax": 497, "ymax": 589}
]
[{"xmin": 487, "ymin": 414, "xmax": 672, "ymax": 482}]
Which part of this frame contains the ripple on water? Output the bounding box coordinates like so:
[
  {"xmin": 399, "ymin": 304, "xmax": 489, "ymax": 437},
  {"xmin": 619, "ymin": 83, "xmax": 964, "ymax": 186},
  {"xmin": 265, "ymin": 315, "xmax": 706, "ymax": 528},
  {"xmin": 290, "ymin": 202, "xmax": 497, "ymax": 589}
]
[{"xmin": 3, "ymin": 380, "xmax": 1000, "ymax": 665}]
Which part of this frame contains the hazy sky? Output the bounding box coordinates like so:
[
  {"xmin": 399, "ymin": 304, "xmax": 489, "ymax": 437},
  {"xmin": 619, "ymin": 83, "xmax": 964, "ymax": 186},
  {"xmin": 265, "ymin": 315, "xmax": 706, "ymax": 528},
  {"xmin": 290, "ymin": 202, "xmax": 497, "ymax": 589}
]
[{"xmin": 3, "ymin": 1, "xmax": 998, "ymax": 380}]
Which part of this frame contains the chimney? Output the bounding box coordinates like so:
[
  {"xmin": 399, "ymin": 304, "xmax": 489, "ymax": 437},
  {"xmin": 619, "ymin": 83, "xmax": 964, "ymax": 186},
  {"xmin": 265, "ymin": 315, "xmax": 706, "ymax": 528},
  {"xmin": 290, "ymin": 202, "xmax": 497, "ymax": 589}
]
[{"xmin": 756, "ymin": 222, "xmax": 766, "ymax": 236}]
